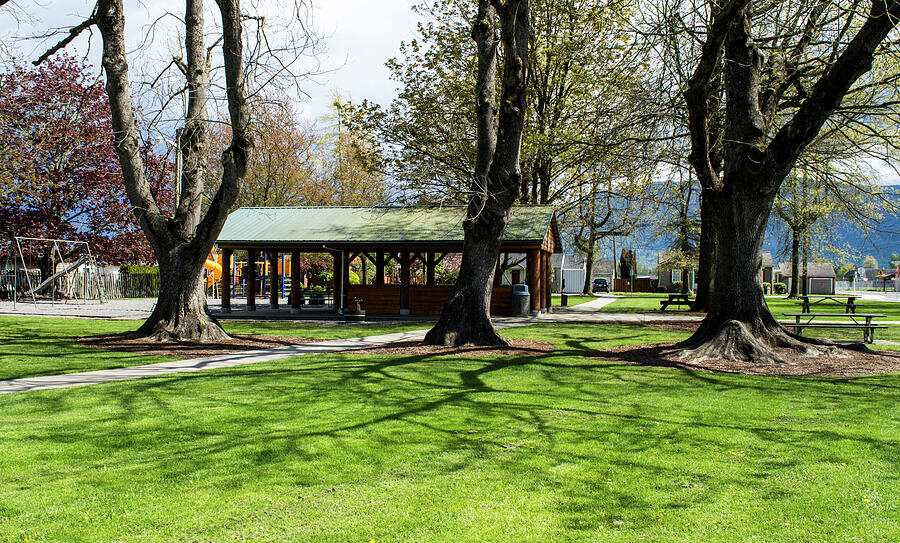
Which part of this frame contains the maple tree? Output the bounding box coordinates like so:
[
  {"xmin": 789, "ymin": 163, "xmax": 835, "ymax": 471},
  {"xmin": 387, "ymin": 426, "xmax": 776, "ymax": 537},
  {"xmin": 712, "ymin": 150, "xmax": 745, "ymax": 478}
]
[{"xmin": 0, "ymin": 55, "xmax": 168, "ymax": 275}]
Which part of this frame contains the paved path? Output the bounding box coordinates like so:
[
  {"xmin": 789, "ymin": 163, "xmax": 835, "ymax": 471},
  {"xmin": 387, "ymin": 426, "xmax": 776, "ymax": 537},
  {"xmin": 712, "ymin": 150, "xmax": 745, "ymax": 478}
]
[{"xmin": 0, "ymin": 329, "xmax": 430, "ymax": 395}]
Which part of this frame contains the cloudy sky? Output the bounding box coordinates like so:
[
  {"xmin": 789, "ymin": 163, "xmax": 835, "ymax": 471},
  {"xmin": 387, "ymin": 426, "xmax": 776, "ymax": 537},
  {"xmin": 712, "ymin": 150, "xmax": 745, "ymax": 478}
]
[{"xmin": 0, "ymin": 0, "xmax": 422, "ymax": 121}]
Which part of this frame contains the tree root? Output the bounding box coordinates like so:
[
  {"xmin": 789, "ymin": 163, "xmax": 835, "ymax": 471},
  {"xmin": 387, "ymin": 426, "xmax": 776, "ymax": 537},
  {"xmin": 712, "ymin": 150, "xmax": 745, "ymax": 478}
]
[
  {"xmin": 678, "ymin": 320, "xmax": 837, "ymax": 365},
  {"xmin": 424, "ymin": 314, "xmax": 508, "ymax": 348},
  {"xmin": 136, "ymin": 311, "xmax": 231, "ymax": 343}
]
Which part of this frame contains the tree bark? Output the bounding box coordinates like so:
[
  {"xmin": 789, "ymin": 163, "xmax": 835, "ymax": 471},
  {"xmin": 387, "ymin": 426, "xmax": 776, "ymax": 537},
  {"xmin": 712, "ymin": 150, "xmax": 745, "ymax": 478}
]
[
  {"xmin": 582, "ymin": 243, "xmax": 595, "ymax": 295},
  {"xmin": 788, "ymin": 229, "xmax": 800, "ymax": 298},
  {"xmin": 425, "ymin": 0, "xmax": 530, "ymax": 347},
  {"xmin": 678, "ymin": 188, "xmax": 819, "ymax": 363},
  {"xmin": 92, "ymin": 0, "xmax": 251, "ymax": 341},
  {"xmin": 137, "ymin": 246, "xmax": 227, "ymax": 341},
  {"xmin": 679, "ymin": 0, "xmax": 899, "ymax": 363}
]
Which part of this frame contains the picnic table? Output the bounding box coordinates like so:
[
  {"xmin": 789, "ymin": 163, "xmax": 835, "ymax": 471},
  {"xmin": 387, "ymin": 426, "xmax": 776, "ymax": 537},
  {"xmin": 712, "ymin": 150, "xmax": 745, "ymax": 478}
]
[
  {"xmin": 797, "ymin": 294, "xmax": 858, "ymax": 313},
  {"xmin": 783, "ymin": 312, "xmax": 886, "ymax": 343},
  {"xmin": 660, "ymin": 294, "xmax": 695, "ymax": 311}
]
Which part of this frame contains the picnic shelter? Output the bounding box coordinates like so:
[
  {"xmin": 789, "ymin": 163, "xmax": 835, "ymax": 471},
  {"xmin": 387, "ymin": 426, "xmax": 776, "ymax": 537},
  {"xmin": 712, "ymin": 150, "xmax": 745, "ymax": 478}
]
[{"xmin": 215, "ymin": 206, "xmax": 561, "ymax": 316}]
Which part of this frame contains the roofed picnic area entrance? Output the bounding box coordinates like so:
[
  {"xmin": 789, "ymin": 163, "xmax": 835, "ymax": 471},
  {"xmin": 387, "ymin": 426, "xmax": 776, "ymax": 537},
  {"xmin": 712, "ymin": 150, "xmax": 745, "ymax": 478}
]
[{"xmin": 216, "ymin": 206, "xmax": 561, "ymax": 317}]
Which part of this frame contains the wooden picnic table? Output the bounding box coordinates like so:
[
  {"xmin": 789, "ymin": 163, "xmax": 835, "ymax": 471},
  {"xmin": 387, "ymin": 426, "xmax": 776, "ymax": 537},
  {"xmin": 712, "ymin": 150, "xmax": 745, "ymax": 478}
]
[
  {"xmin": 797, "ymin": 294, "xmax": 858, "ymax": 313},
  {"xmin": 660, "ymin": 293, "xmax": 695, "ymax": 311},
  {"xmin": 783, "ymin": 312, "xmax": 886, "ymax": 343}
]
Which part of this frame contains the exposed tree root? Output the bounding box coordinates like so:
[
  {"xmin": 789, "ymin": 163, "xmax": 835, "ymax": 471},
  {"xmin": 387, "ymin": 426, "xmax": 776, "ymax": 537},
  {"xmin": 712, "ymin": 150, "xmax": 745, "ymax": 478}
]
[
  {"xmin": 424, "ymin": 313, "xmax": 508, "ymax": 348},
  {"xmin": 136, "ymin": 307, "xmax": 231, "ymax": 342},
  {"xmin": 677, "ymin": 319, "xmax": 844, "ymax": 365}
]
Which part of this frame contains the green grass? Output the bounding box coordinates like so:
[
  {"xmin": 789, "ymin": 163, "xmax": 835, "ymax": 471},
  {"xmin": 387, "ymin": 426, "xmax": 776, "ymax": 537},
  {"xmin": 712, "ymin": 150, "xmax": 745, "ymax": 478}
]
[
  {"xmin": 0, "ymin": 317, "xmax": 176, "ymax": 381},
  {"xmin": 0, "ymin": 323, "xmax": 897, "ymax": 542},
  {"xmin": 0, "ymin": 317, "xmax": 430, "ymax": 381},
  {"xmin": 594, "ymin": 296, "xmax": 900, "ymax": 346},
  {"xmin": 552, "ymin": 294, "xmax": 598, "ymax": 306},
  {"xmin": 599, "ymin": 294, "xmax": 670, "ymax": 313}
]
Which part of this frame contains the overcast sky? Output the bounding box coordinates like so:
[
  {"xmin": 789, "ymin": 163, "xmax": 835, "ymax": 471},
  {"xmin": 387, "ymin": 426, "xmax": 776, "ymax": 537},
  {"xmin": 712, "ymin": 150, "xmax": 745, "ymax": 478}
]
[{"xmin": 0, "ymin": 0, "xmax": 422, "ymax": 122}]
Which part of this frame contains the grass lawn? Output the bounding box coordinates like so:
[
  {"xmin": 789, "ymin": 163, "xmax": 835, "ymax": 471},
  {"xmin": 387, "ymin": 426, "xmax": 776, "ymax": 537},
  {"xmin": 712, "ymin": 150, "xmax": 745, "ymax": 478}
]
[
  {"xmin": 1, "ymin": 323, "xmax": 898, "ymax": 542},
  {"xmin": 764, "ymin": 297, "xmax": 900, "ymax": 320},
  {"xmin": 597, "ymin": 296, "xmax": 900, "ymax": 346},
  {"xmin": 552, "ymin": 294, "xmax": 598, "ymax": 306},
  {"xmin": 0, "ymin": 317, "xmax": 430, "ymax": 381},
  {"xmin": 599, "ymin": 294, "xmax": 670, "ymax": 313}
]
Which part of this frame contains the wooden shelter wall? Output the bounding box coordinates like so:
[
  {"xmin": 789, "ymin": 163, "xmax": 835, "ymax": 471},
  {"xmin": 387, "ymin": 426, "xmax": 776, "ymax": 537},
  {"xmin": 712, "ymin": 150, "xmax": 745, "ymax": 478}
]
[
  {"xmin": 346, "ymin": 284, "xmax": 401, "ymax": 314},
  {"xmin": 346, "ymin": 284, "xmax": 513, "ymax": 316}
]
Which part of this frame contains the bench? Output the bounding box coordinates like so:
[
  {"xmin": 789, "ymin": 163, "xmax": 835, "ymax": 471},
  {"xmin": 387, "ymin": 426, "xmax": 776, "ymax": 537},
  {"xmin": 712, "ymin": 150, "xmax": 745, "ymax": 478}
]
[
  {"xmin": 797, "ymin": 295, "xmax": 858, "ymax": 314},
  {"xmin": 660, "ymin": 294, "xmax": 696, "ymax": 311},
  {"xmin": 783, "ymin": 312, "xmax": 886, "ymax": 343}
]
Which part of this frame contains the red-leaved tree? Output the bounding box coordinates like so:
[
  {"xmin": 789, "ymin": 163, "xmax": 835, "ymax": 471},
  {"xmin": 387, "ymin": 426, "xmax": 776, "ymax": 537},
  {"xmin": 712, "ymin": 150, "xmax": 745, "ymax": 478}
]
[{"xmin": 0, "ymin": 55, "xmax": 169, "ymax": 275}]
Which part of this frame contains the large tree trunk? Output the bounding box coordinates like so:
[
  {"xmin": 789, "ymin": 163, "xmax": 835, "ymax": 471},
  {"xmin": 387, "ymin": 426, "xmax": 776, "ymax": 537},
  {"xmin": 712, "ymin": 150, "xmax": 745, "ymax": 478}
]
[
  {"xmin": 679, "ymin": 0, "xmax": 899, "ymax": 363},
  {"xmin": 137, "ymin": 245, "xmax": 229, "ymax": 341},
  {"xmin": 424, "ymin": 203, "xmax": 509, "ymax": 346},
  {"xmin": 425, "ymin": 0, "xmax": 530, "ymax": 347},
  {"xmin": 93, "ymin": 0, "xmax": 251, "ymax": 341},
  {"xmin": 693, "ymin": 188, "xmax": 715, "ymax": 311},
  {"xmin": 678, "ymin": 188, "xmax": 818, "ymax": 364}
]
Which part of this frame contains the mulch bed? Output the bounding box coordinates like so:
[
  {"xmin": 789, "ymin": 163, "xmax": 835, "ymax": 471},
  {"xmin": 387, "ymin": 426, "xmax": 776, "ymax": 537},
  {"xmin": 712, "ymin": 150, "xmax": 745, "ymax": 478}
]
[
  {"xmin": 76, "ymin": 334, "xmax": 314, "ymax": 358},
  {"xmin": 77, "ymin": 325, "xmax": 899, "ymax": 376},
  {"xmin": 593, "ymin": 343, "xmax": 900, "ymax": 377},
  {"xmin": 348, "ymin": 338, "xmax": 555, "ymax": 357},
  {"xmin": 76, "ymin": 334, "xmax": 553, "ymax": 359}
]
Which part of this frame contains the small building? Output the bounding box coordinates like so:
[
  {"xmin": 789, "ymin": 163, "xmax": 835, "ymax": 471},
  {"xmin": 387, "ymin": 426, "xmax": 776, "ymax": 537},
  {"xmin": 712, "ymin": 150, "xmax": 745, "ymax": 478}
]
[
  {"xmin": 774, "ymin": 262, "xmax": 836, "ymax": 295},
  {"xmin": 656, "ymin": 250, "xmax": 697, "ymax": 293},
  {"xmin": 216, "ymin": 206, "xmax": 561, "ymax": 316},
  {"xmin": 550, "ymin": 254, "xmax": 615, "ymax": 293}
]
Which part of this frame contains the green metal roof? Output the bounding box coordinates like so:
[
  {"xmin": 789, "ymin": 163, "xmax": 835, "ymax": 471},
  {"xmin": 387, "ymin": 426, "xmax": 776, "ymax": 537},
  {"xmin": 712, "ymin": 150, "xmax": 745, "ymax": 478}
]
[{"xmin": 217, "ymin": 206, "xmax": 559, "ymax": 249}]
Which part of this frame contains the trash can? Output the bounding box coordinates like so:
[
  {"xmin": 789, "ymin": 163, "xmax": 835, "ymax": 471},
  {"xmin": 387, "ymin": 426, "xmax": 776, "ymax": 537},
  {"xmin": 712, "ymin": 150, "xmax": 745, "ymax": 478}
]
[{"xmin": 511, "ymin": 284, "xmax": 530, "ymax": 316}]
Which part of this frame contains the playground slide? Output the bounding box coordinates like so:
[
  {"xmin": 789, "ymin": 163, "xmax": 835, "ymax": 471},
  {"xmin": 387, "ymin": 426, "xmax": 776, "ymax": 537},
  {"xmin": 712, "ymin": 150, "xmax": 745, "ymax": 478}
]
[{"xmin": 205, "ymin": 258, "xmax": 222, "ymax": 288}]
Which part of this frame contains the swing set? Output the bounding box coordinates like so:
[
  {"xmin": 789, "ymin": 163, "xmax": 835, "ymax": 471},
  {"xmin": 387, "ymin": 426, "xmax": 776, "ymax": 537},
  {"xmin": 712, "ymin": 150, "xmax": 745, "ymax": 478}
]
[{"xmin": 2, "ymin": 237, "xmax": 106, "ymax": 308}]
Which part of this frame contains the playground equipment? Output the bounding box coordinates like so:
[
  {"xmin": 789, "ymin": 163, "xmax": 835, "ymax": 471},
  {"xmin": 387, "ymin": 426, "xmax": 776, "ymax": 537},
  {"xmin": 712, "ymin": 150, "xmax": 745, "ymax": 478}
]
[
  {"xmin": 204, "ymin": 256, "xmax": 222, "ymax": 289},
  {"xmin": 25, "ymin": 255, "xmax": 90, "ymax": 296},
  {"xmin": 222, "ymin": 252, "xmax": 295, "ymax": 299},
  {"xmin": 3, "ymin": 237, "xmax": 105, "ymax": 307}
]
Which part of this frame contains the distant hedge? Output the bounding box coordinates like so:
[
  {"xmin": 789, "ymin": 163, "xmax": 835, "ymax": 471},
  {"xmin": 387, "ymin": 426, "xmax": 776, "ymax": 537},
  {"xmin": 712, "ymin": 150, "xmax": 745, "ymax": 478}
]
[{"xmin": 120, "ymin": 264, "xmax": 159, "ymax": 275}]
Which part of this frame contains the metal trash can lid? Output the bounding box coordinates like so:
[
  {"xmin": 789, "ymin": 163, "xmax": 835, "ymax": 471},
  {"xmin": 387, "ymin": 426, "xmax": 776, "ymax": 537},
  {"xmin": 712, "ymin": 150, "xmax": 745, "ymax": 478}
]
[{"xmin": 512, "ymin": 284, "xmax": 529, "ymax": 295}]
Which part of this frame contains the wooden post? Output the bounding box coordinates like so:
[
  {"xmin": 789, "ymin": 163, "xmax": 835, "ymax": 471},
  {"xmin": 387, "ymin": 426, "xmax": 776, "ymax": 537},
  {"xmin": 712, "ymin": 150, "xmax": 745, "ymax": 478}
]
[
  {"xmin": 426, "ymin": 252, "xmax": 436, "ymax": 286},
  {"xmin": 527, "ymin": 249, "xmax": 539, "ymax": 313},
  {"xmin": 268, "ymin": 250, "xmax": 279, "ymax": 308},
  {"xmin": 400, "ymin": 252, "xmax": 411, "ymax": 314},
  {"xmin": 332, "ymin": 250, "xmax": 343, "ymax": 313},
  {"xmin": 543, "ymin": 251, "xmax": 551, "ymax": 309},
  {"xmin": 246, "ymin": 249, "xmax": 257, "ymax": 311},
  {"xmin": 494, "ymin": 254, "xmax": 502, "ymax": 287},
  {"xmin": 290, "ymin": 249, "xmax": 302, "ymax": 312},
  {"xmin": 222, "ymin": 248, "xmax": 233, "ymax": 312},
  {"xmin": 375, "ymin": 251, "xmax": 385, "ymax": 285}
]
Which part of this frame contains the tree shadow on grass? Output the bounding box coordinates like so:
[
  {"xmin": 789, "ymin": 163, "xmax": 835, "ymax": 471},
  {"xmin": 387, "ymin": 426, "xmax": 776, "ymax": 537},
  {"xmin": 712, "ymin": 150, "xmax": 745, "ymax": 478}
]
[{"xmin": 3, "ymin": 323, "xmax": 899, "ymax": 537}]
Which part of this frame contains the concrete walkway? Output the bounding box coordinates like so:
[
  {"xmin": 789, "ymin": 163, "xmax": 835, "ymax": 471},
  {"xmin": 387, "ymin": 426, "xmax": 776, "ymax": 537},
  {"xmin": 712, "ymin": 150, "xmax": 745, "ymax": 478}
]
[{"xmin": 0, "ymin": 329, "xmax": 430, "ymax": 395}]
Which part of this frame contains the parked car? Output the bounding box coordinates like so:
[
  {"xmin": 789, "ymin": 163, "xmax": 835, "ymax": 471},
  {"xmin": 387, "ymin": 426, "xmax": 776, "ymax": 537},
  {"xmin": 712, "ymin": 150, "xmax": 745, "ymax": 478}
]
[{"xmin": 592, "ymin": 278, "xmax": 609, "ymax": 293}]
